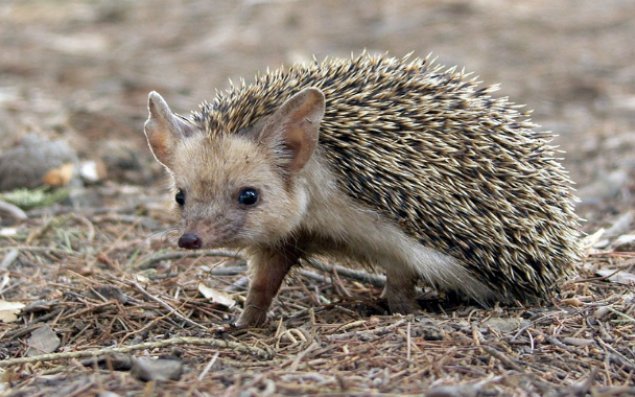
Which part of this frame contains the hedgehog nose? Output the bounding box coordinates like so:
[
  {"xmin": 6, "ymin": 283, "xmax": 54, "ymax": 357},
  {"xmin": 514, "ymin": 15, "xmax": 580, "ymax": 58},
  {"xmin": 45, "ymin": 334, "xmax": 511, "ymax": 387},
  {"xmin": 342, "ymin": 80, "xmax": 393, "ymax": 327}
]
[{"xmin": 178, "ymin": 233, "xmax": 202, "ymax": 249}]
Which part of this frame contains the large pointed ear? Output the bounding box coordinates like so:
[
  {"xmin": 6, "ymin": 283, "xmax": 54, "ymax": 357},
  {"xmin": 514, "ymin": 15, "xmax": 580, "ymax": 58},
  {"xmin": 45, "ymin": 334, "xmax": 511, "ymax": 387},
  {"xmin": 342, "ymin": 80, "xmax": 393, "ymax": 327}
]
[
  {"xmin": 258, "ymin": 87, "xmax": 325, "ymax": 173},
  {"xmin": 143, "ymin": 91, "xmax": 196, "ymax": 169}
]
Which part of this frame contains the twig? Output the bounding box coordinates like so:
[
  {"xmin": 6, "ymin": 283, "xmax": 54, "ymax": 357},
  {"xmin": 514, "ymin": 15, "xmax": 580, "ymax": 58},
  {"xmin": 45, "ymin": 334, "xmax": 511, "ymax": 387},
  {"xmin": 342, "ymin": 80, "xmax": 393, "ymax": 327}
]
[
  {"xmin": 134, "ymin": 249, "xmax": 242, "ymax": 269},
  {"xmin": 287, "ymin": 341, "xmax": 319, "ymax": 372},
  {"xmin": 480, "ymin": 346, "xmax": 524, "ymax": 372},
  {"xmin": 606, "ymin": 306, "xmax": 635, "ymax": 324},
  {"xmin": 572, "ymin": 269, "xmax": 622, "ymax": 284},
  {"xmin": 130, "ymin": 279, "xmax": 208, "ymax": 331},
  {"xmin": 303, "ymin": 258, "xmax": 385, "ymax": 287},
  {"xmin": 407, "ymin": 321, "xmax": 412, "ymax": 362},
  {"xmin": 210, "ymin": 265, "xmax": 247, "ymax": 276},
  {"xmin": 0, "ymin": 248, "xmax": 20, "ymax": 270},
  {"xmin": 596, "ymin": 337, "xmax": 635, "ymax": 371},
  {"xmin": 136, "ymin": 250, "xmax": 386, "ymax": 289},
  {"xmin": 198, "ymin": 351, "xmax": 220, "ymax": 380},
  {"xmin": 69, "ymin": 213, "xmax": 96, "ymax": 242},
  {"xmin": 0, "ymin": 336, "xmax": 272, "ymax": 367},
  {"xmin": 0, "ymin": 200, "xmax": 27, "ymax": 220},
  {"xmin": 325, "ymin": 319, "xmax": 406, "ymax": 341},
  {"xmin": 0, "ymin": 246, "xmax": 77, "ymax": 256},
  {"xmin": 26, "ymin": 204, "xmax": 138, "ymax": 218},
  {"xmin": 297, "ymin": 269, "xmax": 331, "ymax": 284}
]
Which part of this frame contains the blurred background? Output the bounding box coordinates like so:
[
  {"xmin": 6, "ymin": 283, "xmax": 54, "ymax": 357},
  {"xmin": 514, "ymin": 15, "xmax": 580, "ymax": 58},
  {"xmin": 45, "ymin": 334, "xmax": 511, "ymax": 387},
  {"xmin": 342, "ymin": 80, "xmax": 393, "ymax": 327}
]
[{"xmin": 0, "ymin": 0, "xmax": 633, "ymax": 227}]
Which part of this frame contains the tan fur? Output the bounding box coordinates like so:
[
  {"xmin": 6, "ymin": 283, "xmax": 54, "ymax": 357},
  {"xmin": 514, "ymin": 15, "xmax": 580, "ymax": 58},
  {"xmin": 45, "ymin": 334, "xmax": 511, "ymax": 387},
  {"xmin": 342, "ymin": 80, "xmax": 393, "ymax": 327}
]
[
  {"xmin": 144, "ymin": 91, "xmax": 195, "ymax": 169},
  {"xmin": 259, "ymin": 87, "xmax": 324, "ymax": 174},
  {"xmin": 170, "ymin": 134, "xmax": 309, "ymax": 247}
]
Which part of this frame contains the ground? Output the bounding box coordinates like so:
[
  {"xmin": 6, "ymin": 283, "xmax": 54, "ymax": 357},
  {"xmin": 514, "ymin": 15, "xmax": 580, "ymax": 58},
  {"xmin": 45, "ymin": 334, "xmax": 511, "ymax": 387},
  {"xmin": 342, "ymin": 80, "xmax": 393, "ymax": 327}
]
[{"xmin": 0, "ymin": 1, "xmax": 634, "ymax": 396}]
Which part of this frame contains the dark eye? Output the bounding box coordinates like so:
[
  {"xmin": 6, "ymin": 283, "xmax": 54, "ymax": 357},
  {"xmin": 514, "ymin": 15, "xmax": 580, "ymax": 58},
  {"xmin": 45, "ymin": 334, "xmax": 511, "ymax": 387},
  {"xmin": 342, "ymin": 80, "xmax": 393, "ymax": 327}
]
[
  {"xmin": 175, "ymin": 189, "xmax": 185, "ymax": 206},
  {"xmin": 238, "ymin": 187, "xmax": 259, "ymax": 206}
]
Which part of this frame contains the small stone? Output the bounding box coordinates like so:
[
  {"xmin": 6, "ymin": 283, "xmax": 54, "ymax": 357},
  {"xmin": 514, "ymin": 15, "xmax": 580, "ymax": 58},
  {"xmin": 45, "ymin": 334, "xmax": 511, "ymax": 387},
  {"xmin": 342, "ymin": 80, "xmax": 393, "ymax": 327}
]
[
  {"xmin": 130, "ymin": 357, "xmax": 183, "ymax": 382},
  {"xmin": 0, "ymin": 134, "xmax": 78, "ymax": 191},
  {"xmin": 593, "ymin": 306, "xmax": 611, "ymax": 320},
  {"xmin": 90, "ymin": 285, "xmax": 129, "ymax": 304},
  {"xmin": 483, "ymin": 317, "xmax": 530, "ymax": 333}
]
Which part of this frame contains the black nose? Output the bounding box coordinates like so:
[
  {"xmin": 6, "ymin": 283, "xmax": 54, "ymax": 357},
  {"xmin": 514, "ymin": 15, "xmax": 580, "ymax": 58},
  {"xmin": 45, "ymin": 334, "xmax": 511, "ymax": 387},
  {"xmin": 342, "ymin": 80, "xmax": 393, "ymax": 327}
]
[{"xmin": 178, "ymin": 233, "xmax": 202, "ymax": 249}]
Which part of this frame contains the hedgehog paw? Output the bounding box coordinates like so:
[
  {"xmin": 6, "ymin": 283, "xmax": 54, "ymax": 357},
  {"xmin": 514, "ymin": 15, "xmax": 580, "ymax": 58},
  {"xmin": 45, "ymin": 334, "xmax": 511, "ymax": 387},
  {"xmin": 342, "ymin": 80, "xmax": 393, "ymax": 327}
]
[
  {"xmin": 382, "ymin": 282, "xmax": 420, "ymax": 314},
  {"xmin": 386, "ymin": 296, "xmax": 420, "ymax": 314},
  {"xmin": 235, "ymin": 305, "xmax": 268, "ymax": 328}
]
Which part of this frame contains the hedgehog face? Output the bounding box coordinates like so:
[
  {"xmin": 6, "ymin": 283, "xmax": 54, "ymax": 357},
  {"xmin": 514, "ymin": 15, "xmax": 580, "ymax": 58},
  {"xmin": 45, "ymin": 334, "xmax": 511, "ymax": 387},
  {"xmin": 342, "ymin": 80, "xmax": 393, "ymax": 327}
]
[
  {"xmin": 167, "ymin": 133, "xmax": 309, "ymax": 248},
  {"xmin": 144, "ymin": 88, "xmax": 325, "ymax": 249}
]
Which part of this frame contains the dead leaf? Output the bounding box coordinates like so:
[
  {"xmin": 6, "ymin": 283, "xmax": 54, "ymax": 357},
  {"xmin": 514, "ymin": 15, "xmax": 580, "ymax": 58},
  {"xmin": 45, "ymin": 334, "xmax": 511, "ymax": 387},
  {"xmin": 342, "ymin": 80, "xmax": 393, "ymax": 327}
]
[
  {"xmin": 561, "ymin": 297, "xmax": 585, "ymax": 307},
  {"xmin": 26, "ymin": 325, "xmax": 61, "ymax": 356},
  {"xmin": 135, "ymin": 274, "xmax": 150, "ymax": 283},
  {"xmin": 0, "ymin": 300, "xmax": 25, "ymax": 323},
  {"xmin": 42, "ymin": 163, "xmax": 75, "ymax": 187},
  {"xmin": 79, "ymin": 160, "xmax": 107, "ymax": 183},
  {"xmin": 580, "ymin": 228, "xmax": 605, "ymax": 252},
  {"xmin": 198, "ymin": 283, "xmax": 236, "ymax": 309}
]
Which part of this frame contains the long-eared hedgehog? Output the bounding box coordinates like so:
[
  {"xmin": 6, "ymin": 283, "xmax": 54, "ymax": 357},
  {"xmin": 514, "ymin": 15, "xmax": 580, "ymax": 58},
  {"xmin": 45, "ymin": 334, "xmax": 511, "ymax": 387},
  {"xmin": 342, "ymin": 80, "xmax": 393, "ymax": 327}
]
[{"xmin": 144, "ymin": 53, "xmax": 581, "ymax": 327}]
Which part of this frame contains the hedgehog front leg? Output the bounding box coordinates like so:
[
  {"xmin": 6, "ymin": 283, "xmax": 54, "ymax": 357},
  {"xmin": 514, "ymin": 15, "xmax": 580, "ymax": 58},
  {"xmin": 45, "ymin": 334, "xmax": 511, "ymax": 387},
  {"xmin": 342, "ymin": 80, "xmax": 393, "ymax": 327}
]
[{"xmin": 235, "ymin": 246, "xmax": 298, "ymax": 328}]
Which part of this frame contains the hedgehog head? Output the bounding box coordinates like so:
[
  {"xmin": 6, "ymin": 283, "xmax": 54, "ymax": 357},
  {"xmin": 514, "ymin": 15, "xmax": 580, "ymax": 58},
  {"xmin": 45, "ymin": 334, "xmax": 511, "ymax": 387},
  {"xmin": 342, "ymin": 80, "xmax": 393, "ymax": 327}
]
[{"xmin": 144, "ymin": 88, "xmax": 325, "ymax": 249}]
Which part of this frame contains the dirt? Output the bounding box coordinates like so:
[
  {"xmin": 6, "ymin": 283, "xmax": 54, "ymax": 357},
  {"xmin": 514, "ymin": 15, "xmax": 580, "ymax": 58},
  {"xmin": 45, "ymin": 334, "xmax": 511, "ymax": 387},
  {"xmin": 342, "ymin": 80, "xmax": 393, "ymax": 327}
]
[{"xmin": 0, "ymin": 1, "xmax": 634, "ymax": 396}]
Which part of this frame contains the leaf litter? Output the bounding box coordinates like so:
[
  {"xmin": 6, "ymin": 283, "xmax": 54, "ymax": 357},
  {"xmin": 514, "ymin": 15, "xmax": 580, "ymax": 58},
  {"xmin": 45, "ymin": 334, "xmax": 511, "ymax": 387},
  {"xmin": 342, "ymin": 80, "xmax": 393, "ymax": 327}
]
[{"xmin": 0, "ymin": 197, "xmax": 633, "ymax": 396}]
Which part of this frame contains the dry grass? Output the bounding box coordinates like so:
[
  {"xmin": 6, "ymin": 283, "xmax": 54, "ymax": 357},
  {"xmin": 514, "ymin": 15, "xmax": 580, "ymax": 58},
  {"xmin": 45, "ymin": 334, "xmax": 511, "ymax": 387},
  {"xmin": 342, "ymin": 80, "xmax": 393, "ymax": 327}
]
[{"xmin": 1, "ymin": 194, "xmax": 633, "ymax": 397}]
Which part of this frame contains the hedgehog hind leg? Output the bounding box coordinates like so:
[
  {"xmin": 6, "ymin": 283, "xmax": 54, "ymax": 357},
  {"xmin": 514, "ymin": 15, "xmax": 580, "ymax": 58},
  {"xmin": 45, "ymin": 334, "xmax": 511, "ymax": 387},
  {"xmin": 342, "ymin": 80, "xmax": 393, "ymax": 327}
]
[
  {"xmin": 402, "ymin": 241, "xmax": 498, "ymax": 306},
  {"xmin": 381, "ymin": 273, "xmax": 421, "ymax": 314}
]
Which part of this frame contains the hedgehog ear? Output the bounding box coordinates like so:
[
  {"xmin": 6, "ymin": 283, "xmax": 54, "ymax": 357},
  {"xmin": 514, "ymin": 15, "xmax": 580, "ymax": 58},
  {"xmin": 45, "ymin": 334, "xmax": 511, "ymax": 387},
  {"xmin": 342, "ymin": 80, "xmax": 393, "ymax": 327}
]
[
  {"xmin": 259, "ymin": 87, "xmax": 325, "ymax": 173},
  {"xmin": 144, "ymin": 91, "xmax": 196, "ymax": 169}
]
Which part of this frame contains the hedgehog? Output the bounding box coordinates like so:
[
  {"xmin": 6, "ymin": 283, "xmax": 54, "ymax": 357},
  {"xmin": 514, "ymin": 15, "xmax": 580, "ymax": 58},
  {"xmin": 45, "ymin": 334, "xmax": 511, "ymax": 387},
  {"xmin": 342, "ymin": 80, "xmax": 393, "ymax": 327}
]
[{"xmin": 143, "ymin": 53, "xmax": 580, "ymax": 327}]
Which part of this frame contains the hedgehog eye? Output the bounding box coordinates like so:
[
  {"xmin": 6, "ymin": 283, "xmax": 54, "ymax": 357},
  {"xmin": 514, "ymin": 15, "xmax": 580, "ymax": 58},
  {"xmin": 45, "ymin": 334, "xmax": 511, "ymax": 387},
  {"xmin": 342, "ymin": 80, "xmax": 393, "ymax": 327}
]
[
  {"xmin": 237, "ymin": 187, "xmax": 259, "ymax": 207},
  {"xmin": 175, "ymin": 189, "xmax": 185, "ymax": 207}
]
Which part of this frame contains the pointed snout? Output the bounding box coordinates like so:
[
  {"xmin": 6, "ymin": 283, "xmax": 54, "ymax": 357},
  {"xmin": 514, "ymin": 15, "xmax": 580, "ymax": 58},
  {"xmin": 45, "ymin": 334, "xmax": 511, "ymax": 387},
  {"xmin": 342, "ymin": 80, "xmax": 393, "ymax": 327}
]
[{"xmin": 178, "ymin": 233, "xmax": 202, "ymax": 249}]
